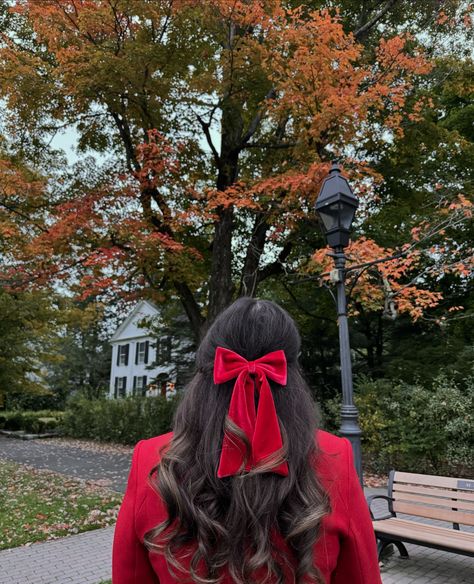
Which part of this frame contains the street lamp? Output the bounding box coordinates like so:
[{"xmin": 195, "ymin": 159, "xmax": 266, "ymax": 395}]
[{"xmin": 315, "ymin": 162, "xmax": 363, "ymax": 485}]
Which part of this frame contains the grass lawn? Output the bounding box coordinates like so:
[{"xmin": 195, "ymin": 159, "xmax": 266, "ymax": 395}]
[{"xmin": 0, "ymin": 459, "xmax": 123, "ymax": 550}]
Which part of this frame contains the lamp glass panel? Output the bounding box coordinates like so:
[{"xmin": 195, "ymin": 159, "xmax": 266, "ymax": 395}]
[
  {"xmin": 318, "ymin": 209, "xmax": 337, "ymax": 232},
  {"xmin": 339, "ymin": 201, "xmax": 356, "ymax": 230},
  {"xmin": 318, "ymin": 201, "xmax": 342, "ymax": 232}
]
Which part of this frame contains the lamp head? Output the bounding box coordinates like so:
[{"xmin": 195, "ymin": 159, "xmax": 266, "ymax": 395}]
[{"xmin": 315, "ymin": 162, "xmax": 358, "ymax": 249}]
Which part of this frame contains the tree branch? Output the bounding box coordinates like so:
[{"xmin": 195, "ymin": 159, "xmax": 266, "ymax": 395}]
[
  {"xmin": 0, "ymin": 201, "xmax": 49, "ymax": 234},
  {"xmin": 257, "ymin": 241, "xmax": 293, "ymax": 283},
  {"xmin": 354, "ymin": 0, "xmax": 399, "ymax": 40},
  {"xmin": 239, "ymin": 87, "xmax": 277, "ymax": 148},
  {"xmin": 196, "ymin": 113, "xmax": 221, "ymax": 167},
  {"xmin": 173, "ymin": 280, "xmax": 205, "ymax": 340},
  {"xmin": 109, "ymin": 110, "xmax": 140, "ymax": 173},
  {"xmin": 242, "ymin": 141, "xmax": 296, "ymax": 150},
  {"xmin": 238, "ymin": 213, "xmax": 268, "ymax": 297}
]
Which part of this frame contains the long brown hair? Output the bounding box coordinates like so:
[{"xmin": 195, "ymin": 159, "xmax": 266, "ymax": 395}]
[{"xmin": 144, "ymin": 298, "xmax": 330, "ymax": 583}]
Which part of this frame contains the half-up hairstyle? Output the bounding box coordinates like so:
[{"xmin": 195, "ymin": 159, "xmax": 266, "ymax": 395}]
[{"xmin": 144, "ymin": 297, "xmax": 330, "ymax": 583}]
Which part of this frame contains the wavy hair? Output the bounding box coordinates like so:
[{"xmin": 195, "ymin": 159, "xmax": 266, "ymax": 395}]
[{"xmin": 144, "ymin": 298, "xmax": 330, "ymax": 583}]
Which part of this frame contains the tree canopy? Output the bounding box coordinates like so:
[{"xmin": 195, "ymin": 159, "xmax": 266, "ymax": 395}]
[{"xmin": 0, "ymin": 0, "xmax": 472, "ymax": 345}]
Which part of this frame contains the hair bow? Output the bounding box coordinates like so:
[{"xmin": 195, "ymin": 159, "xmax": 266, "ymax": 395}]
[{"xmin": 213, "ymin": 346, "xmax": 289, "ymax": 478}]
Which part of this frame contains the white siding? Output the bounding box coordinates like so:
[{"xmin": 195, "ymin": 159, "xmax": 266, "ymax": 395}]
[
  {"xmin": 109, "ymin": 337, "xmax": 156, "ymax": 397},
  {"xmin": 108, "ymin": 300, "xmax": 177, "ymax": 399}
]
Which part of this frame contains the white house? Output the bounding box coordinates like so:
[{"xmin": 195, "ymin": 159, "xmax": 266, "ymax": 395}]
[{"xmin": 108, "ymin": 300, "xmax": 176, "ymax": 399}]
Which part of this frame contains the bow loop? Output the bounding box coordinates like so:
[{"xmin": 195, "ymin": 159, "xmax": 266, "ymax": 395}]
[{"xmin": 213, "ymin": 347, "xmax": 289, "ymax": 478}]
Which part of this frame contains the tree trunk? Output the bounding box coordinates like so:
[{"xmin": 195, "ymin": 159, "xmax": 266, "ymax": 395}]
[
  {"xmin": 239, "ymin": 214, "xmax": 268, "ymax": 297},
  {"xmin": 375, "ymin": 314, "xmax": 384, "ymax": 368},
  {"xmin": 206, "ymin": 97, "xmax": 243, "ymax": 326}
]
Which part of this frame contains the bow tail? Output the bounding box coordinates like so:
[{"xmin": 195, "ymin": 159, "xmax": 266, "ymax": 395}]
[
  {"xmin": 217, "ymin": 371, "xmax": 256, "ymax": 478},
  {"xmin": 251, "ymin": 375, "xmax": 289, "ymax": 476}
]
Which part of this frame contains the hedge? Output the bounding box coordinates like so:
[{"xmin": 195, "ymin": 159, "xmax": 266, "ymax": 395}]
[
  {"xmin": 61, "ymin": 395, "xmax": 180, "ymax": 444},
  {"xmin": 322, "ymin": 373, "xmax": 474, "ymax": 477},
  {"xmin": 0, "ymin": 410, "xmax": 64, "ymax": 434}
]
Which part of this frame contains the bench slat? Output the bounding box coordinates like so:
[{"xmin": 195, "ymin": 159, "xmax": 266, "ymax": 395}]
[
  {"xmin": 393, "ymin": 500, "xmax": 474, "ymax": 526},
  {"xmin": 393, "ymin": 483, "xmax": 474, "ymax": 503},
  {"xmin": 383, "ymin": 519, "xmax": 474, "ymax": 541},
  {"xmin": 393, "ymin": 491, "xmax": 474, "ymax": 512},
  {"xmin": 373, "ymin": 518, "xmax": 474, "ymax": 554},
  {"xmin": 394, "ymin": 471, "xmax": 473, "ymax": 491},
  {"xmin": 374, "ymin": 519, "xmax": 474, "ymax": 544}
]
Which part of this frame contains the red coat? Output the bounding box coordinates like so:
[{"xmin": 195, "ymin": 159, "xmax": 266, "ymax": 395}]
[{"xmin": 112, "ymin": 430, "xmax": 382, "ymax": 583}]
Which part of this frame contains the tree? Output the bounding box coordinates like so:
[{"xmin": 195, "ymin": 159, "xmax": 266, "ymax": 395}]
[
  {"xmin": 0, "ymin": 0, "xmax": 472, "ymax": 341},
  {"xmin": 0, "ymin": 288, "xmax": 62, "ymax": 397},
  {"xmin": 44, "ymin": 298, "xmax": 112, "ymax": 402}
]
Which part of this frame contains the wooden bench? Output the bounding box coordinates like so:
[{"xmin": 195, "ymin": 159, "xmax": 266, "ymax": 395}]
[{"xmin": 368, "ymin": 470, "xmax": 474, "ymax": 560}]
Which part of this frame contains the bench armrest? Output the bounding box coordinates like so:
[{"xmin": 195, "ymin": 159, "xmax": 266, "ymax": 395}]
[{"xmin": 366, "ymin": 494, "xmax": 395, "ymax": 520}]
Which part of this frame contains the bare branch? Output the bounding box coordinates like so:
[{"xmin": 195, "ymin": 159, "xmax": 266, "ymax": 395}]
[
  {"xmin": 242, "ymin": 141, "xmax": 296, "ymax": 150},
  {"xmin": 239, "ymin": 213, "xmax": 268, "ymax": 296},
  {"xmin": 109, "ymin": 110, "xmax": 141, "ymax": 173},
  {"xmin": 240, "ymin": 87, "xmax": 277, "ymax": 148},
  {"xmin": 257, "ymin": 240, "xmax": 293, "ymax": 283},
  {"xmin": 354, "ymin": 0, "xmax": 399, "ymax": 40},
  {"xmin": 196, "ymin": 113, "xmax": 221, "ymax": 166}
]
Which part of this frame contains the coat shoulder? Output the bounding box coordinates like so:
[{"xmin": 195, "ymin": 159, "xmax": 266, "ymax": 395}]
[
  {"xmin": 315, "ymin": 429, "xmax": 350, "ymax": 485},
  {"xmin": 133, "ymin": 432, "xmax": 174, "ymax": 485},
  {"xmin": 316, "ymin": 429, "xmax": 348, "ymax": 455},
  {"xmin": 138, "ymin": 431, "xmax": 174, "ymax": 459}
]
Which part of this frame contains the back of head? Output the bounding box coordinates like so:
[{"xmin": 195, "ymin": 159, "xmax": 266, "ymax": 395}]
[
  {"xmin": 196, "ymin": 296, "xmax": 300, "ymax": 367},
  {"xmin": 145, "ymin": 298, "xmax": 330, "ymax": 584}
]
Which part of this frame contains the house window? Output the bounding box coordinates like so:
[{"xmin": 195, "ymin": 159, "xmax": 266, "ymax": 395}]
[
  {"xmin": 133, "ymin": 375, "xmax": 147, "ymax": 396},
  {"xmin": 155, "ymin": 336, "xmax": 172, "ymax": 364},
  {"xmin": 135, "ymin": 341, "xmax": 149, "ymax": 365},
  {"xmin": 117, "ymin": 344, "xmax": 129, "ymax": 367},
  {"xmin": 114, "ymin": 376, "xmax": 127, "ymax": 398}
]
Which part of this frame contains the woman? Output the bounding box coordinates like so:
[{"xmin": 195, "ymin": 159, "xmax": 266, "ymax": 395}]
[{"xmin": 112, "ymin": 298, "xmax": 382, "ymax": 583}]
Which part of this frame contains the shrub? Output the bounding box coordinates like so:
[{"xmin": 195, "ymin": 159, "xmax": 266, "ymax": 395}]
[
  {"xmin": 321, "ymin": 374, "xmax": 474, "ymax": 477},
  {"xmin": 5, "ymin": 392, "xmax": 65, "ymax": 411},
  {"xmin": 61, "ymin": 395, "xmax": 179, "ymax": 444},
  {"xmin": 0, "ymin": 410, "xmax": 64, "ymax": 434}
]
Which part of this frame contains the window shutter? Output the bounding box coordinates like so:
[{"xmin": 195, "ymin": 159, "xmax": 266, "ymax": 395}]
[
  {"xmin": 124, "ymin": 344, "xmax": 129, "ymax": 366},
  {"xmin": 135, "ymin": 343, "xmax": 139, "ymax": 365},
  {"xmin": 114, "ymin": 377, "xmax": 118, "ymax": 399},
  {"xmin": 133, "ymin": 376, "xmax": 137, "ymax": 395},
  {"xmin": 116, "ymin": 346, "xmax": 120, "ymax": 366},
  {"xmin": 144, "ymin": 341, "xmax": 149, "ymax": 364},
  {"xmin": 121, "ymin": 376, "xmax": 127, "ymax": 397},
  {"xmin": 142, "ymin": 375, "xmax": 147, "ymax": 396},
  {"xmin": 155, "ymin": 338, "xmax": 160, "ymax": 364}
]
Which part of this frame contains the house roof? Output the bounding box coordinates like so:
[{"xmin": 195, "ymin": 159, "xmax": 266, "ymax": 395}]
[{"xmin": 109, "ymin": 299, "xmax": 161, "ymax": 343}]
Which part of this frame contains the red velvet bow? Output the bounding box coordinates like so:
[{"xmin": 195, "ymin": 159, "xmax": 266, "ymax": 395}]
[{"xmin": 213, "ymin": 346, "xmax": 289, "ymax": 478}]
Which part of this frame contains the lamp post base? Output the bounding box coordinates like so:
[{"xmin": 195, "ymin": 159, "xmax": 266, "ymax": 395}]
[{"xmin": 340, "ymin": 404, "xmax": 363, "ymax": 486}]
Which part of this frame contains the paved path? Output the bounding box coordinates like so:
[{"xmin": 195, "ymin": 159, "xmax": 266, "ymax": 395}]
[
  {"xmin": 0, "ymin": 435, "xmax": 131, "ymax": 492},
  {"xmin": 0, "ymin": 526, "xmax": 114, "ymax": 584},
  {"xmin": 381, "ymin": 546, "xmax": 473, "ymax": 583}
]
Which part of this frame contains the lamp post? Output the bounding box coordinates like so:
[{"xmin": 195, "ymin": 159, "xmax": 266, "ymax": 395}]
[{"xmin": 315, "ymin": 162, "xmax": 363, "ymax": 485}]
